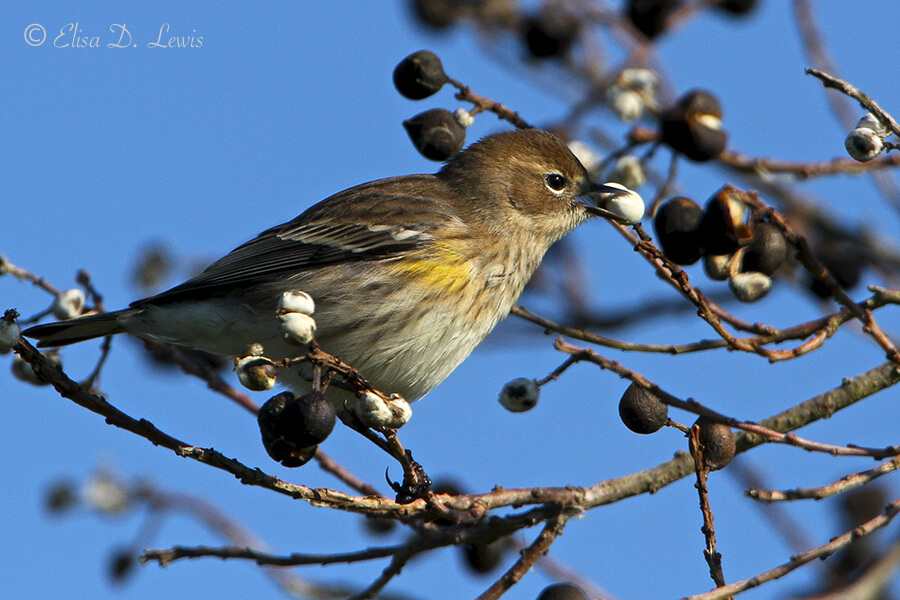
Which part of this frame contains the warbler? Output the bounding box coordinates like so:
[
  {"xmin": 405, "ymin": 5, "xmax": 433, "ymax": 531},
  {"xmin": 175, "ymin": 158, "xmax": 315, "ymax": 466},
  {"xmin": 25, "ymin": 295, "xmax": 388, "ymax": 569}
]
[{"xmin": 25, "ymin": 129, "xmax": 634, "ymax": 402}]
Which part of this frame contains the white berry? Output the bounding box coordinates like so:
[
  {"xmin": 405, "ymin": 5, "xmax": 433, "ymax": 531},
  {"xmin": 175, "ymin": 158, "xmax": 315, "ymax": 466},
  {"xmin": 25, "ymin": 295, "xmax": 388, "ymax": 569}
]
[
  {"xmin": 82, "ymin": 472, "xmax": 130, "ymax": 515},
  {"xmin": 278, "ymin": 312, "xmax": 316, "ymax": 345},
  {"xmin": 499, "ymin": 378, "xmax": 540, "ymax": 412},
  {"xmin": 704, "ymin": 254, "xmax": 734, "ymax": 282},
  {"xmin": 234, "ymin": 355, "xmax": 277, "ymax": 391},
  {"xmin": 856, "ymin": 112, "xmax": 886, "ymax": 136},
  {"xmin": 356, "ymin": 392, "xmax": 412, "ymax": 429},
  {"xmin": 619, "ymin": 68, "xmax": 659, "ymax": 98},
  {"xmin": 729, "ymin": 271, "xmax": 772, "ymax": 303},
  {"xmin": 277, "ymin": 290, "xmax": 315, "ymax": 316},
  {"xmin": 11, "ymin": 351, "xmax": 60, "ymax": 386},
  {"xmin": 606, "ymin": 87, "xmax": 644, "ymax": 122},
  {"xmin": 51, "ymin": 288, "xmax": 86, "ymax": 320},
  {"xmin": 845, "ymin": 127, "xmax": 884, "ymax": 162},
  {"xmin": 596, "ymin": 182, "xmax": 645, "ymax": 224},
  {"xmin": 0, "ymin": 310, "xmax": 20, "ymax": 354}
]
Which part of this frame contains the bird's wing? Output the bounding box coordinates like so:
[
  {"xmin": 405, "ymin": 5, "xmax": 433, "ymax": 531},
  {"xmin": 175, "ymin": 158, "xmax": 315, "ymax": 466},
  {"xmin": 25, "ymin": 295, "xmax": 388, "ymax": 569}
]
[{"xmin": 136, "ymin": 176, "xmax": 463, "ymax": 306}]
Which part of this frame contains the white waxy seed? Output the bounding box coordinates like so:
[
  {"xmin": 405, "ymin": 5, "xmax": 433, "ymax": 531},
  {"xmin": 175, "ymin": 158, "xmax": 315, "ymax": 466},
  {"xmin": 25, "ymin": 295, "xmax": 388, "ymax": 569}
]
[
  {"xmin": 278, "ymin": 312, "xmax": 316, "ymax": 345},
  {"xmin": 499, "ymin": 378, "xmax": 540, "ymax": 413},
  {"xmin": 277, "ymin": 290, "xmax": 315, "ymax": 316}
]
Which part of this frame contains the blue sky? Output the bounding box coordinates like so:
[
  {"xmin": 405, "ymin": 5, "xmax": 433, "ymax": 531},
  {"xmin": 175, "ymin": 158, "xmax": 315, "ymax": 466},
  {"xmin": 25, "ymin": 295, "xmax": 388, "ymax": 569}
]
[{"xmin": 4, "ymin": 2, "xmax": 900, "ymax": 600}]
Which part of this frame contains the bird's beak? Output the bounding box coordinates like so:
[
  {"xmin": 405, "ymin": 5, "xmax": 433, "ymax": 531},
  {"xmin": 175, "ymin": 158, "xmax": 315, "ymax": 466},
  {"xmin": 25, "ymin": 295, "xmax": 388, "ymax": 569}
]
[
  {"xmin": 590, "ymin": 182, "xmax": 629, "ymax": 195},
  {"xmin": 583, "ymin": 182, "xmax": 645, "ymax": 225}
]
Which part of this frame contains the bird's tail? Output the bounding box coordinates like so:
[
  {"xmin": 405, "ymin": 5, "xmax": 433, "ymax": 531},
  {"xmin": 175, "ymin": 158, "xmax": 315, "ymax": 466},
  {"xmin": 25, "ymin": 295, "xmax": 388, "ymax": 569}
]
[{"xmin": 23, "ymin": 310, "xmax": 130, "ymax": 347}]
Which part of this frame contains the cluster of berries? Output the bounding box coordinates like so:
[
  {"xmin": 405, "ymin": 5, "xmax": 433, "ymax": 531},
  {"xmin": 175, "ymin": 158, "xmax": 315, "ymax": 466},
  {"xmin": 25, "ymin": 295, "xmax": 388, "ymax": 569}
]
[{"xmin": 654, "ymin": 187, "xmax": 788, "ymax": 303}]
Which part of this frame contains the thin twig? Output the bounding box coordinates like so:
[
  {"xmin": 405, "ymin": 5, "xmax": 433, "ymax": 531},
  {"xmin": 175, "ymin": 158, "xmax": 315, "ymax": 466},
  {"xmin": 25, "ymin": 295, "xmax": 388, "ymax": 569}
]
[
  {"xmin": 145, "ymin": 544, "xmax": 401, "ymax": 568},
  {"xmin": 747, "ymin": 456, "xmax": 900, "ymax": 503},
  {"xmin": 689, "ymin": 427, "xmax": 729, "ymax": 593},
  {"xmin": 681, "ymin": 497, "xmax": 900, "ymax": 600},
  {"xmin": 475, "ymin": 511, "xmax": 571, "ymax": 600},
  {"xmin": 447, "ymin": 77, "xmax": 532, "ymax": 130},
  {"xmin": 719, "ymin": 149, "xmax": 900, "ymax": 178},
  {"xmin": 347, "ymin": 551, "xmax": 412, "ymax": 600},
  {"xmin": 805, "ymin": 68, "xmax": 900, "ymax": 138},
  {"xmin": 0, "ymin": 255, "xmax": 61, "ymax": 296}
]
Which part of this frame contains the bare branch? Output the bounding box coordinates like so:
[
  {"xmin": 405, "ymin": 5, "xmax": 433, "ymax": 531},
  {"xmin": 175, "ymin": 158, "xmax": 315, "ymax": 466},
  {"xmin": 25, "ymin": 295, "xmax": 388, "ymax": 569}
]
[{"xmin": 681, "ymin": 497, "xmax": 900, "ymax": 600}]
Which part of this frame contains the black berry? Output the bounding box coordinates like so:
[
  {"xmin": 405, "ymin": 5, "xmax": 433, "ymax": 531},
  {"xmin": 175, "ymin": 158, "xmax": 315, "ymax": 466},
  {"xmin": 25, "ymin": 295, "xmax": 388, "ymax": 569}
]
[
  {"xmin": 626, "ymin": 0, "xmax": 682, "ymax": 40},
  {"xmin": 403, "ymin": 108, "xmax": 466, "ymax": 161},
  {"xmin": 660, "ymin": 89, "xmax": 727, "ymax": 162},
  {"xmin": 537, "ymin": 582, "xmax": 589, "ymax": 600},
  {"xmin": 410, "ymin": 0, "xmax": 461, "ymax": 30},
  {"xmin": 108, "ymin": 548, "xmax": 136, "ymax": 583},
  {"xmin": 619, "ymin": 382, "xmax": 669, "ymax": 434},
  {"xmin": 810, "ymin": 242, "xmax": 864, "ymax": 298},
  {"xmin": 699, "ymin": 187, "xmax": 752, "ymax": 255},
  {"xmin": 742, "ymin": 221, "xmax": 788, "ymax": 276},
  {"xmin": 393, "ymin": 50, "xmax": 448, "ymax": 100},
  {"xmin": 462, "ymin": 539, "xmax": 505, "ymax": 574},
  {"xmin": 258, "ymin": 391, "xmax": 336, "ymax": 467},
  {"xmin": 654, "ymin": 197, "xmax": 705, "ymax": 265},
  {"xmin": 45, "ymin": 480, "xmax": 78, "ymax": 513},
  {"xmin": 362, "ymin": 515, "xmax": 397, "ymax": 536},
  {"xmin": 695, "ymin": 417, "xmax": 736, "ymax": 470},
  {"xmin": 523, "ymin": 12, "xmax": 579, "ymax": 59}
]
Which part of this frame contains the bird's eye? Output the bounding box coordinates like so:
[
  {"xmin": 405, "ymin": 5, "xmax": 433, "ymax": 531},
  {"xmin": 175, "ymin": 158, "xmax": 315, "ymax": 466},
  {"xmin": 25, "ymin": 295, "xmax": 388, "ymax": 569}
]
[{"xmin": 545, "ymin": 172, "xmax": 567, "ymax": 192}]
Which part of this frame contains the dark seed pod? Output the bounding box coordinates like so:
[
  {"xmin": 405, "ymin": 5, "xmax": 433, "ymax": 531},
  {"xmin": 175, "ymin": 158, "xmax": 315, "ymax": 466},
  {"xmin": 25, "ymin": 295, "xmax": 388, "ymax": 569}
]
[
  {"xmin": 462, "ymin": 538, "xmax": 505, "ymax": 574},
  {"xmin": 619, "ymin": 382, "xmax": 669, "ymax": 434},
  {"xmin": 714, "ymin": 0, "xmax": 757, "ymax": 15},
  {"xmin": 523, "ymin": 11, "xmax": 579, "ymax": 59},
  {"xmin": 809, "ymin": 242, "xmax": 864, "ymax": 299},
  {"xmin": 393, "ymin": 50, "xmax": 448, "ymax": 100},
  {"xmin": 45, "ymin": 480, "xmax": 78, "ymax": 514},
  {"xmin": 742, "ymin": 221, "xmax": 788, "ymax": 276},
  {"xmin": 108, "ymin": 548, "xmax": 136, "ymax": 583},
  {"xmin": 403, "ymin": 108, "xmax": 466, "ymax": 161},
  {"xmin": 660, "ymin": 89, "xmax": 727, "ymax": 162},
  {"xmin": 410, "ymin": 0, "xmax": 461, "ymax": 30},
  {"xmin": 653, "ymin": 197, "xmax": 705, "ymax": 265},
  {"xmin": 626, "ymin": 0, "xmax": 682, "ymax": 40},
  {"xmin": 537, "ymin": 582, "xmax": 589, "ymax": 600},
  {"xmin": 258, "ymin": 391, "xmax": 336, "ymax": 467},
  {"xmin": 695, "ymin": 417, "xmax": 736, "ymax": 470},
  {"xmin": 699, "ymin": 187, "xmax": 752, "ymax": 255},
  {"xmin": 841, "ymin": 485, "xmax": 887, "ymax": 527}
]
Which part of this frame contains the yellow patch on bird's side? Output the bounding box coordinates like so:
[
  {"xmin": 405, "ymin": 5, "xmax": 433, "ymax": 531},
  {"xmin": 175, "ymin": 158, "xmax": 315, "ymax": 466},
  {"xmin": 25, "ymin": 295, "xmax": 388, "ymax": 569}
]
[{"xmin": 387, "ymin": 241, "xmax": 473, "ymax": 293}]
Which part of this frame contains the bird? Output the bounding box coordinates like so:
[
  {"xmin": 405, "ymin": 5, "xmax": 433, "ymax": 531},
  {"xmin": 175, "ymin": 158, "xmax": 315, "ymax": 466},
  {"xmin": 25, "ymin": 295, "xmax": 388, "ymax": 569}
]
[{"xmin": 24, "ymin": 128, "xmax": 637, "ymax": 405}]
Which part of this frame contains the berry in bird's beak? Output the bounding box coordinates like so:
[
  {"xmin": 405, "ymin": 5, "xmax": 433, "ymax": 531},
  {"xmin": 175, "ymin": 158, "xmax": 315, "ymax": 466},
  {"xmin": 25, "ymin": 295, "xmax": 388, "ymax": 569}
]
[{"xmin": 585, "ymin": 182, "xmax": 645, "ymax": 224}]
